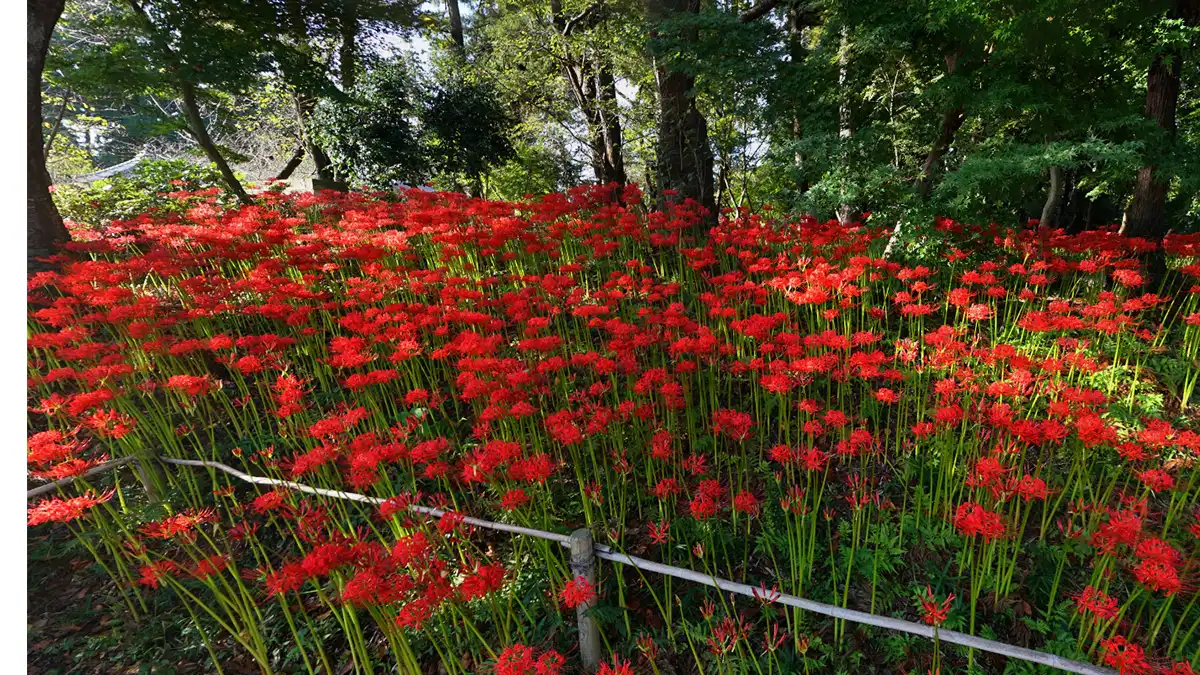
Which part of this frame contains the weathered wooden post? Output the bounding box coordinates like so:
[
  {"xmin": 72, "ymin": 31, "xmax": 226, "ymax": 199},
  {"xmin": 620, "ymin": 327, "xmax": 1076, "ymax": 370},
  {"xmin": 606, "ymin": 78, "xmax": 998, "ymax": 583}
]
[{"xmin": 568, "ymin": 528, "xmax": 601, "ymax": 672}]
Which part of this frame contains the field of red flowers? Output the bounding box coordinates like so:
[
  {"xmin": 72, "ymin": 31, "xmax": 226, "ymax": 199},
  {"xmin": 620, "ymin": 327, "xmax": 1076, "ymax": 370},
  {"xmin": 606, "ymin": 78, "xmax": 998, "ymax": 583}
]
[{"xmin": 27, "ymin": 184, "xmax": 1200, "ymax": 674}]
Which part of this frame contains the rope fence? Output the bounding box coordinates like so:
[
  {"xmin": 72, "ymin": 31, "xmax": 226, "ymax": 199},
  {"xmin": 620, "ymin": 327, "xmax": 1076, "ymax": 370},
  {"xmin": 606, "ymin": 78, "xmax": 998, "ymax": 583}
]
[{"xmin": 27, "ymin": 455, "xmax": 1117, "ymax": 675}]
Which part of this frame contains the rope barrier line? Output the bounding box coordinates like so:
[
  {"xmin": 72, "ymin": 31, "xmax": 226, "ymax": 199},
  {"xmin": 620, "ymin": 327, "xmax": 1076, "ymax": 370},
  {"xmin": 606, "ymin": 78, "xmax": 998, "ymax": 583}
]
[
  {"xmin": 26, "ymin": 456, "xmax": 136, "ymax": 499},
  {"xmin": 591, "ymin": 545, "xmax": 1116, "ymax": 675},
  {"xmin": 27, "ymin": 456, "xmax": 1116, "ymax": 675},
  {"xmin": 159, "ymin": 458, "xmax": 573, "ymax": 545}
]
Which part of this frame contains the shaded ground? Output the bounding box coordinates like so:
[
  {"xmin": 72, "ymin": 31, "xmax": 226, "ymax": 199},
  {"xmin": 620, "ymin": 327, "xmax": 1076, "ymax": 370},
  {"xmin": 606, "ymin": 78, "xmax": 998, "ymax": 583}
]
[{"xmin": 27, "ymin": 528, "xmax": 258, "ymax": 675}]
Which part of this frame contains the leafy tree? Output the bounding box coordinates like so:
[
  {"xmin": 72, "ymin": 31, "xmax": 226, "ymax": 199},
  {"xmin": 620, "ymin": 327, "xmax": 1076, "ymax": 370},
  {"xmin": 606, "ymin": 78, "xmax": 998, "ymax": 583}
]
[
  {"xmin": 311, "ymin": 60, "xmax": 426, "ymax": 187},
  {"xmin": 29, "ymin": 0, "xmax": 71, "ymax": 268},
  {"xmin": 422, "ymin": 75, "xmax": 516, "ymax": 193}
]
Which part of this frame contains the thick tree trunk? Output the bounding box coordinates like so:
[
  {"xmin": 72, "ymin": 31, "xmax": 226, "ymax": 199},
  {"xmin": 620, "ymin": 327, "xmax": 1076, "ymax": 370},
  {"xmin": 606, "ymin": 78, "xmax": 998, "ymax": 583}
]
[
  {"xmin": 1039, "ymin": 165, "xmax": 1065, "ymax": 229},
  {"xmin": 446, "ymin": 0, "xmax": 465, "ymax": 55},
  {"xmin": 915, "ymin": 106, "xmax": 965, "ymax": 201},
  {"xmin": 180, "ymin": 83, "xmax": 251, "ymax": 204},
  {"xmin": 28, "ymin": 0, "xmax": 70, "ymax": 270},
  {"xmin": 275, "ymin": 145, "xmax": 306, "ymax": 181},
  {"xmin": 646, "ymin": 0, "xmax": 715, "ymax": 222},
  {"xmin": 786, "ymin": 2, "xmax": 815, "ymax": 195},
  {"xmin": 915, "ymin": 51, "xmax": 966, "ymax": 202},
  {"xmin": 550, "ymin": 0, "xmax": 625, "ymax": 187},
  {"xmin": 1120, "ymin": 0, "xmax": 1198, "ymax": 285},
  {"xmin": 1121, "ymin": 0, "xmax": 1195, "ymax": 241},
  {"xmin": 568, "ymin": 61, "xmax": 626, "ymax": 186},
  {"xmin": 564, "ymin": 60, "xmax": 608, "ymax": 184},
  {"xmin": 340, "ymin": 0, "xmax": 359, "ymax": 89},
  {"xmin": 293, "ymin": 93, "xmax": 334, "ymax": 181},
  {"xmin": 595, "ymin": 66, "xmax": 626, "ymax": 185}
]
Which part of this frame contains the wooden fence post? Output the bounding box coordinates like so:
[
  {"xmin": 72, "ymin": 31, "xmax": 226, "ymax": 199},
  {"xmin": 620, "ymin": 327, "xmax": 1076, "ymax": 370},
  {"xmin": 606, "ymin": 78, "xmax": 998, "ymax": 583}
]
[{"xmin": 568, "ymin": 528, "xmax": 601, "ymax": 672}]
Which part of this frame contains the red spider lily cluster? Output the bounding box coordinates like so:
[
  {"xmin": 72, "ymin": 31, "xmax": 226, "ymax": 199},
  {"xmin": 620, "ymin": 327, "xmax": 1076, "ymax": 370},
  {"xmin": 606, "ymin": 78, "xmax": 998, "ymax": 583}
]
[{"xmin": 26, "ymin": 183, "xmax": 1200, "ymax": 674}]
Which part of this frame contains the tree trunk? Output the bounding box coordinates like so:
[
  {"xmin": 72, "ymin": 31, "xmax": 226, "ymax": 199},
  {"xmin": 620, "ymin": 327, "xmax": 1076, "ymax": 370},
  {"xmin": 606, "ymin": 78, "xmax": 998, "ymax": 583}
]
[
  {"xmin": 595, "ymin": 66, "xmax": 626, "ymax": 185},
  {"xmin": 340, "ymin": 0, "xmax": 359, "ymax": 89},
  {"xmin": 786, "ymin": 1, "xmax": 815, "ymax": 195},
  {"xmin": 645, "ymin": 0, "xmax": 715, "ymax": 222},
  {"xmin": 835, "ymin": 25, "xmax": 852, "ymax": 224},
  {"xmin": 446, "ymin": 0, "xmax": 465, "ymax": 55},
  {"xmin": 915, "ymin": 106, "xmax": 965, "ymax": 201},
  {"xmin": 180, "ymin": 83, "xmax": 251, "ymax": 204},
  {"xmin": 293, "ymin": 93, "xmax": 334, "ymax": 181},
  {"xmin": 44, "ymin": 89, "xmax": 71, "ymax": 162},
  {"xmin": 1121, "ymin": 0, "xmax": 1197, "ymax": 242},
  {"xmin": 1120, "ymin": 0, "xmax": 1198, "ymax": 285},
  {"xmin": 28, "ymin": 0, "xmax": 70, "ymax": 270},
  {"xmin": 126, "ymin": 0, "xmax": 249, "ymax": 204},
  {"xmin": 275, "ymin": 145, "xmax": 306, "ymax": 181},
  {"xmin": 550, "ymin": 0, "xmax": 625, "ymax": 187},
  {"xmin": 915, "ymin": 50, "xmax": 966, "ymax": 202},
  {"xmin": 1039, "ymin": 165, "xmax": 1065, "ymax": 229}
]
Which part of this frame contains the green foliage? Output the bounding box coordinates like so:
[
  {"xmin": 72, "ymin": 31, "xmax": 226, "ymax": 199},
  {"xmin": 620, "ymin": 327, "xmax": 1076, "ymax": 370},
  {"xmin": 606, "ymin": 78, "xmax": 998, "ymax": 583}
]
[
  {"xmin": 54, "ymin": 159, "xmax": 229, "ymax": 225},
  {"xmin": 483, "ymin": 139, "xmax": 581, "ymax": 201},
  {"xmin": 422, "ymin": 75, "xmax": 516, "ymax": 183},
  {"xmin": 311, "ymin": 61, "xmax": 427, "ymax": 188}
]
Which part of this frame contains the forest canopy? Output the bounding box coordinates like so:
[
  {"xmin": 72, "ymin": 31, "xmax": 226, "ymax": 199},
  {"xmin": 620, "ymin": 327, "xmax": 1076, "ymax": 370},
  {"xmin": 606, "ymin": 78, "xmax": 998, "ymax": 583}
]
[{"xmin": 27, "ymin": 0, "xmax": 1200, "ymax": 262}]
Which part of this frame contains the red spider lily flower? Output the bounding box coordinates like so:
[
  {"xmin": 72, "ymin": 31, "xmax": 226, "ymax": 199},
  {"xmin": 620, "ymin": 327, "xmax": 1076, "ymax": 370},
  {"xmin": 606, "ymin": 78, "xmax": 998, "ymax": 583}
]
[
  {"xmin": 395, "ymin": 597, "xmax": 437, "ymax": 630},
  {"xmin": 752, "ymin": 582, "xmax": 781, "ymax": 604},
  {"xmin": 712, "ymin": 408, "xmax": 753, "ymax": 441},
  {"xmin": 647, "ymin": 520, "xmax": 670, "ymax": 544},
  {"xmin": 1014, "ymin": 475, "xmax": 1049, "ymax": 501},
  {"xmin": 761, "ymin": 622, "xmax": 788, "ymax": 654},
  {"xmin": 535, "ymin": 650, "xmax": 564, "ymax": 675},
  {"xmin": 1100, "ymin": 635, "xmax": 1150, "ymax": 674},
  {"xmin": 732, "ymin": 490, "xmax": 760, "ymax": 516},
  {"xmin": 251, "ymin": 490, "xmax": 291, "ymax": 515},
  {"xmin": 681, "ymin": 453, "xmax": 709, "ymax": 475},
  {"xmin": 1133, "ymin": 558, "xmax": 1181, "ymax": 596},
  {"xmin": 27, "ymin": 430, "xmax": 86, "ymax": 466},
  {"xmin": 707, "ymin": 615, "xmax": 750, "ymax": 655},
  {"xmin": 137, "ymin": 561, "xmax": 180, "ymax": 588},
  {"xmin": 190, "ymin": 554, "xmax": 230, "ymax": 580},
  {"xmin": 965, "ymin": 303, "xmax": 993, "ymax": 321},
  {"xmin": 1092, "ymin": 509, "xmax": 1143, "ymax": 554},
  {"xmin": 31, "ymin": 457, "xmax": 102, "ymax": 481},
  {"xmin": 652, "ymin": 478, "xmax": 681, "ymax": 500},
  {"xmin": 1074, "ymin": 585, "xmax": 1119, "ymax": 620},
  {"xmin": 635, "ymin": 633, "xmax": 659, "ymax": 660},
  {"xmin": 874, "ymin": 387, "xmax": 899, "ymax": 404},
  {"xmin": 165, "ymin": 374, "xmax": 216, "ymax": 397},
  {"xmin": 918, "ymin": 586, "xmax": 955, "ymax": 626},
  {"xmin": 459, "ymin": 563, "xmax": 506, "ymax": 601},
  {"xmin": 1137, "ymin": 468, "xmax": 1175, "ymax": 493},
  {"xmin": 544, "ymin": 410, "xmax": 584, "ymax": 445},
  {"xmin": 689, "ymin": 493, "xmax": 718, "ymax": 521},
  {"xmin": 952, "ymin": 502, "xmax": 1006, "ymax": 540},
  {"xmin": 560, "ymin": 576, "xmax": 597, "ymax": 608},
  {"xmin": 82, "ymin": 409, "xmax": 136, "ymax": 439},
  {"xmin": 27, "ymin": 490, "xmax": 114, "ymax": 526},
  {"xmin": 500, "ymin": 488, "xmax": 531, "ymax": 511},
  {"xmin": 597, "ymin": 657, "xmax": 634, "ymax": 675},
  {"xmin": 140, "ymin": 508, "xmax": 217, "ymax": 539},
  {"xmin": 436, "ymin": 511, "xmax": 466, "ymax": 535}
]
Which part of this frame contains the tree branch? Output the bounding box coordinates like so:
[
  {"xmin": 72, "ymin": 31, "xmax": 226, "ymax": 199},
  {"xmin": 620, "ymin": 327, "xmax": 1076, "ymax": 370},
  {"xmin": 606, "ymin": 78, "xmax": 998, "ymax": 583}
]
[
  {"xmin": 43, "ymin": 89, "xmax": 72, "ymax": 160},
  {"xmin": 563, "ymin": 0, "xmax": 604, "ymax": 35},
  {"xmin": 739, "ymin": 0, "xmax": 779, "ymax": 23}
]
